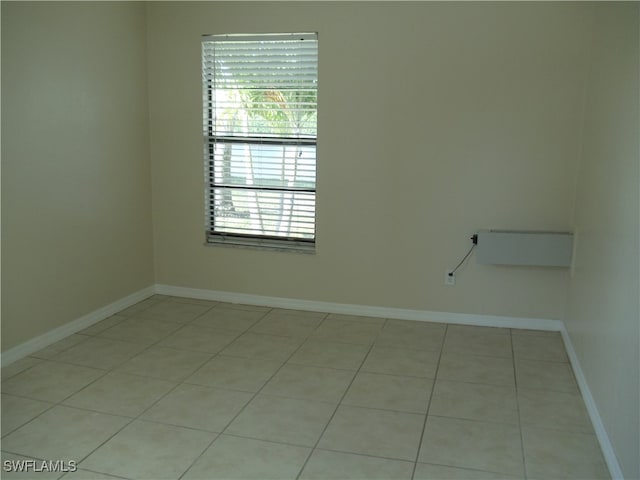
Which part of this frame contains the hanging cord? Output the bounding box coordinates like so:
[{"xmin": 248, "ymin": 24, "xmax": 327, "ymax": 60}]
[{"xmin": 449, "ymin": 234, "xmax": 478, "ymax": 277}]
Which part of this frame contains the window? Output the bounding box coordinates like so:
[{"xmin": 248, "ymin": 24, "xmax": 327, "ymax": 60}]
[{"xmin": 202, "ymin": 33, "xmax": 318, "ymax": 252}]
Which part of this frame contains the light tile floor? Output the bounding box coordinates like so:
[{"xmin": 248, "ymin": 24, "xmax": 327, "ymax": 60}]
[{"xmin": 1, "ymin": 296, "xmax": 610, "ymax": 480}]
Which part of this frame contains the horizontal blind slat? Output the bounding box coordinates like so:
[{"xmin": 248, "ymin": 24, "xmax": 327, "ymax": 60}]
[{"xmin": 203, "ymin": 33, "xmax": 317, "ymax": 243}]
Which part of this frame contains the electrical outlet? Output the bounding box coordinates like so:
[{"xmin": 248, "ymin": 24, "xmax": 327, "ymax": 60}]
[{"xmin": 445, "ymin": 270, "xmax": 455, "ymax": 286}]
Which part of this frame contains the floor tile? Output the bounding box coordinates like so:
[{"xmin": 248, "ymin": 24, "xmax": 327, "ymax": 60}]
[
  {"xmin": 342, "ymin": 372, "xmax": 432, "ymax": 413},
  {"xmin": 522, "ymin": 425, "xmax": 609, "ymax": 479},
  {"xmin": 135, "ymin": 301, "xmax": 212, "ymax": 323},
  {"xmin": 0, "ymin": 305, "xmax": 610, "ymax": 479},
  {"xmin": 1, "ymin": 357, "xmax": 42, "ymax": 380},
  {"xmin": 220, "ymin": 332, "xmax": 303, "ymax": 361},
  {"xmin": 225, "ymin": 394, "xmax": 335, "ymax": 447},
  {"xmin": 326, "ymin": 313, "xmax": 386, "ymax": 326},
  {"xmin": 61, "ymin": 468, "xmax": 127, "ymax": 479},
  {"xmin": 518, "ymin": 389, "xmax": 593, "ymax": 433},
  {"xmin": 249, "ymin": 313, "xmax": 322, "ymax": 338},
  {"xmin": 30, "ymin": 335, "xmax": 89, "ymax": 359},
  {"xmin": 300, "ymin": 449, "xmax": 414, "ymax": 479},
  {"xmin": 116, "ymin": 297, "xmax": 163, "ymax": 317},
  {"xmin": 166, "ymin": 296, "xmax": 218, "ymax": 307},
  {"xmin": 191, "ymin": 307, "xmax": 265, "ymax": 332},
  {"xmin": 511, "ymin": 328, "xmax": 561, "ymax": 338},
  {"xmin": 309, "ymin": 319, "xmax": 382, "ymax": 345},
  {"xmin": 81, "ymin": 420, "xmax": 214, "ymax": 480},
  {"xmin": 186, "ymin": 355, "xmax": 282, "ymax": 392},
  {"xmin": 141, "ymin": 384, "xmax": 252, "ymax": 432},
  {"xmin": 2, "ymin": 405, "xmax": 129, "ymax": 461},
  {"xmin": 79, "ymin": 315, "xmax": 127, "ymax": 336},
  {"xmin": 512, "ymin": 334, "xmax": 568, "ymax": 362},
  {"xmin": 1, "ymin": 394, "xmax": 53, "ymax": 437},
  {"xmin": 52, "ymin": 337, "xmax": 147, "ymax": 370},
  {"xmin": 1, "ymin": 451, "xmax": 68, "ymax": 480},
  {"xmin": 437, "ymin": 353, "xmax": 515, "ymax": 387},
  {"xmin": 447, "ymin": 325, "xmax": 510, "ymax": 336},
  {"xmin": 382, "ymin": 319, "xmax": 447, "ymax": 336},
  {"xmin": 375, "ymin": 329, "xmax": 444, "ymax": 352},
  {"xmin": 183, "ymin": 435, "xmax": 310, "ymax": 480},
  {"xmin": 116, "ymin": 346, "xmax": 212, "ymax": 382},
  {"xmin": 287, "ymin": 341, "xmax": 370, "ymax": 370},
  {"xmin": 157, "ymin": 325, "xmax": 239, "ymax": 353},
  {"xmin": 214, "ymin": 302, "xmax": 271, "ymax": 313},
  {"xmin": 1, "ymin": 361, "xmax": 105, "ymax": 402},
  {"xmin": 361, "ymin": 345, "xmax": 439, "ymax": 378},
  {"xmin": 414, "ymin": 462, "xmax": 524, "ymax": 479},
  {"xmin": 261, "ymin": 364, "xmax": 354, "ymax": 403},
  {"xmin": 318, "ymin": 405, "xmax": 424, "ymax": 461},
  {"xmin": 419, "ymin": 416, "xmax": 523, "ymax": 476},
  {"xmin": 98, "ymin": 317, "xmax": 182, "ymax": 345},
  {"xmin": 429, "ymin": 380, "xmax": 518, "ymax": 424},
  {"xmin": 515, "ymin": 359, "xmax": 578, "ymax": 393},
  {"xmin": 62, "ymin": 372, "xmax": 175, "ymax": 417},
  {"xmin": 443, "ymin": 329, "xmax": 512, "ymax": 358}
]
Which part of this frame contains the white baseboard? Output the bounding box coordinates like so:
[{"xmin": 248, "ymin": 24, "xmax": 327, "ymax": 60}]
[
  {"xmin": 560, "ymin": 328, "xmax": 623, "ymax": 480},
  {"xmin": 155, "ymin": 284, "xmax": 563, "ymax": 331},
  {"xmin": 0, "ymin": 285, "xmax": 156, "ymax": 367}
]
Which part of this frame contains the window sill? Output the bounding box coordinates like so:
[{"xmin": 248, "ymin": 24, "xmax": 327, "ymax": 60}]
[{"xmin": 204, "ymin": 236, "xmax": 316, "ymax": 254}]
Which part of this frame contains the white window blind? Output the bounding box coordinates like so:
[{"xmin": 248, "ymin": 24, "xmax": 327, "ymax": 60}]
[{"xmin": 202, "ymin": 33, "xmax": 318, "ymax": 251}]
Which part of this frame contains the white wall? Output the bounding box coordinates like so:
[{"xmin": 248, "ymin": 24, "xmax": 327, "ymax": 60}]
[
  {"xmin": 566, "ymin": 3, "xmax": 640, "ymax": 479},
  {"xmin": 147, "ymin": 2, "xmax": 593, "ymax": 321},
  {"xmin": 1, "ymin": 2, "xmax": 155, "ymax": 350}
]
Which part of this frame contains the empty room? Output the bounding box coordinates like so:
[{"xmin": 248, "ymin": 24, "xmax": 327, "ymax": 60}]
[{"xmin": 1, "ymin": 2, "xmax": 638, "ymax": 479}]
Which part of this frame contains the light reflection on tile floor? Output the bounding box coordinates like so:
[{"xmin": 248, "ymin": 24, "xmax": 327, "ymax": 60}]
[{"xmin": 1, "ymin": 295, "xmax": 609, "ymax": 479}]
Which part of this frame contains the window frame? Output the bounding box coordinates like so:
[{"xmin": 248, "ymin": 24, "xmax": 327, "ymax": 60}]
[{"xmin": 202, "ymin": 32, "xmax": 318, "ymax": 253}]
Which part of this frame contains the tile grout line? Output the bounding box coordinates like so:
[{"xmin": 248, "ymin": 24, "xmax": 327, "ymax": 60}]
[
  {"xmin": 511, "ymin": 328, "xmax": 529, "ymax": 480},
  {"xmin": 3, "ymin": 298, "xmax": 603, "ymax": 480},
  {"xmin": 173, "ymin": 305, "xmax": 276, "ymax": 480},
  {"xmin": 2, "ymin": 338, "xmax": 134, "ymax": 438},
  {"xmin": 178, "ymin": 307, "xmax": 328, "ymax": 480},
  {"xmin": 1, "ymin": 359, "xmax": 44, "ymax": 382},
  {"xmin": 27, "ymin": 334, "xmax": 93, "ymax": 362},
  {"xmin": 410, "ymin": 322, "xmax": 448, "ymax": 480},
  {"xmin": 5, "ymin": 307, "xmax": 440, "ymax": 477},
  {"xmin": 293, "ymin": 316, "xmax": 386, "ymax": 480},
  {"xmin": 0, "ymin": 402, "xmax": 59, "ymax": 443},
  {"xmin": 7, "ymin": 296, "xmax": 218, "ymax": 477}
]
